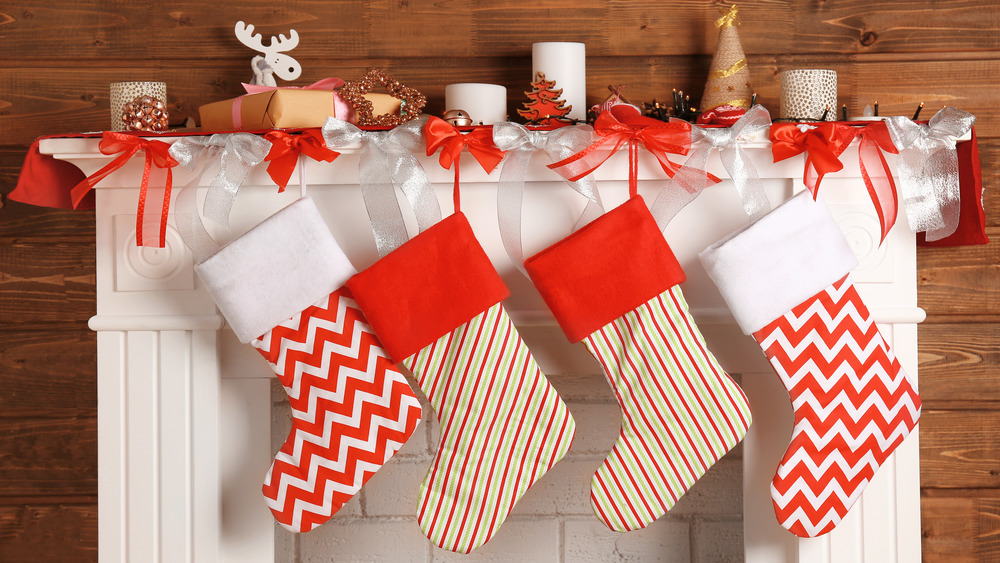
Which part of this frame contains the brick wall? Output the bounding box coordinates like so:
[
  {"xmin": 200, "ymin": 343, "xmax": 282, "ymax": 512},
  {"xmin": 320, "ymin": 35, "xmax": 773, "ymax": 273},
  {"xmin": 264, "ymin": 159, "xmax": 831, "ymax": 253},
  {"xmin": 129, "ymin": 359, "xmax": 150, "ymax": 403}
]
[{"xmin": 271, "ymin": 325, "xmax": 745, "ymax": 562}]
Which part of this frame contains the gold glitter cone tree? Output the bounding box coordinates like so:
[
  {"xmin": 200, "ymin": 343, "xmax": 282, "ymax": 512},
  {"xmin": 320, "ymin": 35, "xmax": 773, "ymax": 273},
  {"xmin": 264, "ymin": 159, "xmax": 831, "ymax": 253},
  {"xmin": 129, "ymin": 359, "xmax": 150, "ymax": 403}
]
[{"xmin": 700, "ymin": 5, "xmax": 753, "ymax": 114}]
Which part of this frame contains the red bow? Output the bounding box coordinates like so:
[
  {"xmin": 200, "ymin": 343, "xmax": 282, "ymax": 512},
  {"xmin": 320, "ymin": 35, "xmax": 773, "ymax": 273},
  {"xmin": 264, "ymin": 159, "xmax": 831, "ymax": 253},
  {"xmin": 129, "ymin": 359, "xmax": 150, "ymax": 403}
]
[
  {"xmin": 549, "ymin": 106, "xmax": 710, "ymax": 197},
  {"xmin": 424, "ymin": 116, "xmax": 506, "ymax": 211},
  {"xmin": 771, "ymin": 122, "xmax": 900, "ymax": 243},
  {"xmin": 71, "ymin": 131, "xmax": 178, "ymax": 247},
  {"xmin": 263, "ymin": 129, "xmax": 341, "ymax": 191}
]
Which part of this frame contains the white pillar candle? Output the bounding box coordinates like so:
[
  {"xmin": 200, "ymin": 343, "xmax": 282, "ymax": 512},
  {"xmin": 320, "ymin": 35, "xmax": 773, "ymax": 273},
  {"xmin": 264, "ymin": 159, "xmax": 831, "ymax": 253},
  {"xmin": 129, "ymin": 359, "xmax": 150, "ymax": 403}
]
[
  {"xmin": 444, "ymin": 83, "xmax": 508, "ymax": 125},
  {"xmin": 531, "ymin": 42, "xmax": 586, "ymax": 121}
]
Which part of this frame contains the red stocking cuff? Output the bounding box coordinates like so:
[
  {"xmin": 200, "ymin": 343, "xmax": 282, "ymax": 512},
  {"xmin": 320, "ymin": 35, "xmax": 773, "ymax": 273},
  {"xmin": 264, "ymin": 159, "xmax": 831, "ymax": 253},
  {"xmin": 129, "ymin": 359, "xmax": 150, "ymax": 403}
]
[
  {"xmin": 525, "ymin": 196, "xmax": 686, "ymax": 342},
  {"xmin": 347, "ymin": 213, "xmax": 510, "ymax": 362}
]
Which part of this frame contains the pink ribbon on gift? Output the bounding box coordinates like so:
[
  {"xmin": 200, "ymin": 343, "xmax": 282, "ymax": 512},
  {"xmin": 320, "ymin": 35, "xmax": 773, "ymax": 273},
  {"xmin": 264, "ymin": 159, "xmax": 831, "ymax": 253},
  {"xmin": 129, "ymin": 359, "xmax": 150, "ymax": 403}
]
[{"xmin": 230, "ymin": 78, "xmax": 347, "ymax": 130}]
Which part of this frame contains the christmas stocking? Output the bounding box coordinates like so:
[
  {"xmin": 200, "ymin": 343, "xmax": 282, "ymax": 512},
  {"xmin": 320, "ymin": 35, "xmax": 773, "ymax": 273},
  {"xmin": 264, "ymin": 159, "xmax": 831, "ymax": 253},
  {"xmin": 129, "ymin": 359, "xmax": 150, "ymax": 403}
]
[
  {"xmin": 346, "ymin": 212, "xmax": 576, "ymax": 553},
  {"xmin": 195, "ymin": 197, "xmax": 423, "ymax": 532},
  {"xmin": 699, "ymin": 191, "xmax": 922, "ymax": 537},
  {"xmin": 524, "ymin": 196, "xmax": 752, "ymax": 532}
]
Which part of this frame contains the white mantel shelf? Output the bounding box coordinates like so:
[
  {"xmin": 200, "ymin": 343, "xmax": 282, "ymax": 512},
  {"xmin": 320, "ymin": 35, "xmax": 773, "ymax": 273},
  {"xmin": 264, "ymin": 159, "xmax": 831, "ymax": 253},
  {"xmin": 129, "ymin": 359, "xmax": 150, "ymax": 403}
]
[{"xmin": 40, "ymin": 131, "xmax": 923, "ymax": 563}]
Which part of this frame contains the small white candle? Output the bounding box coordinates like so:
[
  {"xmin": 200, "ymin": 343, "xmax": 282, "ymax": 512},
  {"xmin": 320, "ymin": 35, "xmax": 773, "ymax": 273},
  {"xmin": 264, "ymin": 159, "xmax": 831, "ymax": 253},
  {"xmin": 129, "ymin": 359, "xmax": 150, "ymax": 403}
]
[
  {"xmin": 531, "ymin": 42, "xmax": 586, "ymax": 121},
  {"xmin": 445, "ymin": 83, "xmax": 508, "ymax": 125}
]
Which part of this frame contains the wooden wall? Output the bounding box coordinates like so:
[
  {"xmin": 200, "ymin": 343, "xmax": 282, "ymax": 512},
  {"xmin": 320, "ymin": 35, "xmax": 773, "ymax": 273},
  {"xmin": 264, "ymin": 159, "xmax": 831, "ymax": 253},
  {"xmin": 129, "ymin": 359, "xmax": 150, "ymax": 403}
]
[{"xmin": 0, "ymin": 1, "xmax": 996, "ymax": 561}]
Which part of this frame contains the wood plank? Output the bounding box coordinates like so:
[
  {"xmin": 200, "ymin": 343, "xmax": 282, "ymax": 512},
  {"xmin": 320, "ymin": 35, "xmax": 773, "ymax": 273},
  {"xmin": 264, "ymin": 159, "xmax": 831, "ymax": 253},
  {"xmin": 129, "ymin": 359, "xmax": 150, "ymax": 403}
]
[
  {"xmin": 0, "ymin": 330, "xmax": 96, "ymax": 417},
  {"xmin": 2, "ymin": 55, "xmax": 1000, "ymax": 145},
  {"xmin": 981, "ymin": 138, "xmax": 999, "ymax": 228},
  {"xmin": 0, "ymin": 416, "xmax": 97, "ymax": 498},
  {"xmin": 919, "ymin": 323, "xmax": 1000, "ymax": 407},
  {"xmin": 921, "ymin": 490, "xmax": 1000, "ymax": 563},
  {"xmin": 0, "ymin": 504, "xmax": 97, "ymax": 563},
  {"xmin": 917, "ymin": 227, "xmax": 1000, "ymax": 317},
  {"xmin": 920, "ymin": 410, "xmax": 1000, "ymax": 489},
  {"xmin": 0, "ymin": 241, "xmax": 95, "ymax": 327},
  {"xmin": 3, "ymin": 1, "xmax": 999, "ymax": 61}
]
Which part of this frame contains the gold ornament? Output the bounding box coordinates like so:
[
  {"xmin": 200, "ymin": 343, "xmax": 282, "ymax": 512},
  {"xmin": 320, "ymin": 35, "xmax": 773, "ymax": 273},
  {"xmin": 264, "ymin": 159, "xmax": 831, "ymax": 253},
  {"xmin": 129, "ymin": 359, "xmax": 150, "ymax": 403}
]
[
  {"xmin": 443, "ymin": 109, "xmax": 473, "ymax": 127},
  {"xmin": 121, "ymin": 95, "xmax": 170, "ymax": 132},
  {"xmin": 339, "ymin": 68, "xmax": 427, "ymax": 127}
]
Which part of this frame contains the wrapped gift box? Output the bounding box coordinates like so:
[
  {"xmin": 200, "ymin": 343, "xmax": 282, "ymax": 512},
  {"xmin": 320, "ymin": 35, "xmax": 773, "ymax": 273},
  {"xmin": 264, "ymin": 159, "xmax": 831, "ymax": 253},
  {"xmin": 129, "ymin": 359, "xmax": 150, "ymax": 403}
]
[{"xmin": 199, "ymin": 90, "xmax": 403, "ymax": 131}]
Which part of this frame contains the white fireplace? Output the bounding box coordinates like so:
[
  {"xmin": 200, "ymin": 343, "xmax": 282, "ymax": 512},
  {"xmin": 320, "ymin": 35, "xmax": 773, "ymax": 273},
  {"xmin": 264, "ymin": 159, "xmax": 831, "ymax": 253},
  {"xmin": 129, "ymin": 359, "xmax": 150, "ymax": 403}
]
[{"xmin": 41, "ymin": 133, "xmax": 923, "ymax": 562}]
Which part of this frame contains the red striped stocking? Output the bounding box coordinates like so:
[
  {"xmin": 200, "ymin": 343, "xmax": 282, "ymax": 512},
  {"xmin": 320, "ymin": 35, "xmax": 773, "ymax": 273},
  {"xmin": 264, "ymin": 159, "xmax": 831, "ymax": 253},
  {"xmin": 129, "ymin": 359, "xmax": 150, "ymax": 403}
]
[
  {"xmin": 347, "ymin": 213, "xmax": 576, "ymax": 553},
  {"xmin": 700, "ymin": 191, "xmax": 921, "ymax": 537},
  {"xmin": 525, "ymin": 196, "xmax": 752, "ymax": 532},
  {"xmin": 195, "ymin": 198, "xmax": 423, "ymax": 532}
]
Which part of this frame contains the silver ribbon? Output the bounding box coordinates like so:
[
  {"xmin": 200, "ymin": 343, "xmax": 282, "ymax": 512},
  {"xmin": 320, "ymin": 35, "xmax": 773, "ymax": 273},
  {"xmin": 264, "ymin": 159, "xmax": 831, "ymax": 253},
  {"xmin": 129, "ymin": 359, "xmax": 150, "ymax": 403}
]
[
  {"xmin": 886, "ymin": 106, "xmax": 976, "ymax": 241},
  {"xmin": 493, "ymin": 122, "xmax": 603, "ymax": 272},
  {"xmin": 650, "ymin": 104, "xmax": 772, "ymax": 231},
  {"xmin": 322, "ymin": 116, "xmax": 440, "ymax": 257},
  {"xmin": 168, "ymin": 133, "xmax": 272, "ymax": 263}
]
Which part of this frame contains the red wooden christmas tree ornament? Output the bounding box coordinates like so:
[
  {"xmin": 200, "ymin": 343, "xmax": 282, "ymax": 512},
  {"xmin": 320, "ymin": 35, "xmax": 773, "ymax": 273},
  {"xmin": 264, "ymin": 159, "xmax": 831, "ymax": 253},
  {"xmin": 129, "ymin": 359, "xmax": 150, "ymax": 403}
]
[{"xmin": 517, "ymin": 71, "xmax": 573, "ymax": 126}]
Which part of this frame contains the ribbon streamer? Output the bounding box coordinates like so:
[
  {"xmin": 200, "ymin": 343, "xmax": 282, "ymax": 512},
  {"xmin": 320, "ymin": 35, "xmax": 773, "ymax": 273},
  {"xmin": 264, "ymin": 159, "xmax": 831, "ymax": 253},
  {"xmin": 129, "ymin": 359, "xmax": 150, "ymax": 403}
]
[
  {"xmin": 424, "ymin": 116, "xmax": 506, "ymax": 212},
  {"xmin": 493, "ymin": 121, "xmax": 603, "ymax": 272},
  {"xmin": 263, "ymin": 129, "xmax": 341, "ymax": 193},
  {"xmin": 852, "ymin": 121, "xmax": 900, "ymax": 243},
  {"xmin": 651, "ymin": 104, "xmax": 772, "ymax": 230},
  {"xmin": 548, "ymin": 106, "xmax": 708, "ymax": 197},
  {"xmin": 71, "ymin": 131, "xmax": 178, "ymax": 248},
  {"xmin": 169, "ymin": 133, "xmax": 273, "ymax": 236},
  {"xmin": 886, "ymin": 106, "xmax": 976, "ymax": 241},
  {"xmin": 322, "ymin": 116, "xmax": 440, "ymax": 257}
]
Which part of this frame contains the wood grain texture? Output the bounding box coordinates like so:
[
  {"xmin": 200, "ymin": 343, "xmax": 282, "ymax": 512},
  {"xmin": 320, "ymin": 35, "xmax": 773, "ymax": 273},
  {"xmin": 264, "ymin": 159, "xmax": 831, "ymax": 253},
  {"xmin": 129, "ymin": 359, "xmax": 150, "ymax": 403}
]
[
  {"xmin": 0, "ymin": 417, "xmax": 97, "ymax": 498},
  {"xmin": 922, "ymin": 491, "xmax": 1000, "ymax": 563},
  {"xmin": 2, "ymin": 0, "xmax": 998, "ymax": 61},
  {"xmin": 921, "ymin": 410, "xmax": 1000, "ymax": 489},
  {"xmin": 0, "ymin": 504, "xmax": 97, "ymax": 563},
  {"xmin": 917, "ymin": 228, "xmax": 1000, "ymax": 317},
  {"xmin": 0, "ymin": 241, "xmax": 95, "ymax": 327},
  {"xmin": 919, "ymin": 323, "xmax": 1000, "ymax": 407},
  {"xmin": 0, "ymin": 330, "xmax": 96, "ymax": 417}
]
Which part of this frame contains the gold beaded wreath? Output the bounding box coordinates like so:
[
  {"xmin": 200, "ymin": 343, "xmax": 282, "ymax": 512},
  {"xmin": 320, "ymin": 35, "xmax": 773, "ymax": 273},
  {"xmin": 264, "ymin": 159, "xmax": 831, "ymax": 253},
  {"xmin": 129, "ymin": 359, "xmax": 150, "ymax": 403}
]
[{"xmin": 339, "ymin": 68, "xmax": 427, "ymax": 127}]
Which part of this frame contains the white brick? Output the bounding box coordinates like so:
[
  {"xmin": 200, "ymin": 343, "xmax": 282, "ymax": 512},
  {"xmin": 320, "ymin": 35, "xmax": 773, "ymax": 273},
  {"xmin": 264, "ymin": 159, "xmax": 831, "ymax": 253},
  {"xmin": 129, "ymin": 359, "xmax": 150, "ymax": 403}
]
[
  {"xmin": 395, "ymin": 394, "xmax": 435, "ymax": 460},
  {"xmin": 273, "ymin": 522, "xmax": 297, "ymax": 563},
  {"xmin": 300, "ymin": 519, "xmax": 430, "ymax": 563},
  {"xmin": 549, "ymin": 372, "xmax": 617, "ymax": 404},
  {"xmin": 511, "ymin": 458, "xmax": 601, "ymax": 516},
  {"xmin": 669, "ymin": 453, "xmax": 742, "ymax": 517},
  {"xmin": 563, "ymin": 517, "xmax": 691, "ymax": 563},
  {"xmin": 519, "ymin": 325, "xmax": 603, "ymax": 376},
  {"xmin": 362, "ymin": 460, "xmax": 431, "ymax": 517},
  {"xmin": 431, "ymin": 518, "xmax": 559, "ymax": 563},
  {"xmin": 566, "ymin": 403, "xmax": 623, "ymax": 457},
  {"xmin": 692, "ymin": 519, "xmax": 743, "ymax": 563}
]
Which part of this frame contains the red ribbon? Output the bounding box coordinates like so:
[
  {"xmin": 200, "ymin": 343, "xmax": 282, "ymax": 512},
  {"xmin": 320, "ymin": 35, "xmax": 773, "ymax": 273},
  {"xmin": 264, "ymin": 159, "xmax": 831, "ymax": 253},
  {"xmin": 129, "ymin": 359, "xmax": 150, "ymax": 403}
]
[
  {"xmin": 424, "ymin": 116, "xmax": 506, "ymax": 211},
  {"xmin": 263, "ymin": 129, "xmax": 341, "ymax": 191},
  {"xmin": 548, "ymin": 105, "xmax": 709, "ymax": 197},
  {"xmin": 70, "ymin": 131, "xmax": 178, "ymax": 247},
  {"xmin": 771, "ymin": 122, "xmax": 900, "ymax": 243}
]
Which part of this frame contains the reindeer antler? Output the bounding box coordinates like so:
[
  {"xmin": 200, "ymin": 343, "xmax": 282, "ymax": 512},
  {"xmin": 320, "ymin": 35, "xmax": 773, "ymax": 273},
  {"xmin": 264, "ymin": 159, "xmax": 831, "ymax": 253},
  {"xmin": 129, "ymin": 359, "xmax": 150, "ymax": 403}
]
[{"xmin": 235, "ymin": 21, "xmax": 299, "ymax": 54}]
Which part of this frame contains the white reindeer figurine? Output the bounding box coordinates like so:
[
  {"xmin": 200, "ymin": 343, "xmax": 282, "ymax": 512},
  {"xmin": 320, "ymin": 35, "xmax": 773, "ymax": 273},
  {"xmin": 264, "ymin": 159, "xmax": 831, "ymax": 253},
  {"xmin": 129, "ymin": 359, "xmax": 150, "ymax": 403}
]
[{"xmin": 234, "ymin": 21, "xmax": 302, "ymax": 87}]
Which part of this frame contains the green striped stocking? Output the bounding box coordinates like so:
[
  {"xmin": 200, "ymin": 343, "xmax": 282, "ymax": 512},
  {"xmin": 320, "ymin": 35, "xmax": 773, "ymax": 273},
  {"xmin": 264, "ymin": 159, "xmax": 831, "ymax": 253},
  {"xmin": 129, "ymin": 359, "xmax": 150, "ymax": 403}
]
[
  {"xmin": 526, "ymin": 196, "xmax": 752, "ymax": 532},
  {"xmin": 347, "ymin": 212, "xmax": 576, "ymax": 553}
]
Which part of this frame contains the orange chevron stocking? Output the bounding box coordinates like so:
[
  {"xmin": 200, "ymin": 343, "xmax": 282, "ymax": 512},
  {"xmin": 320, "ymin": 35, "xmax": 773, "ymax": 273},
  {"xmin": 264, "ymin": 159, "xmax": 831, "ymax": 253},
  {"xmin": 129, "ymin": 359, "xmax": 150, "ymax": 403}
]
[
  {"xmin": 700, "ymin": 191, "xmax": 921, "ymax": 537},
  {"xmin": 194, "ymin": 198, "xmax": 422, "ymax": 532}
]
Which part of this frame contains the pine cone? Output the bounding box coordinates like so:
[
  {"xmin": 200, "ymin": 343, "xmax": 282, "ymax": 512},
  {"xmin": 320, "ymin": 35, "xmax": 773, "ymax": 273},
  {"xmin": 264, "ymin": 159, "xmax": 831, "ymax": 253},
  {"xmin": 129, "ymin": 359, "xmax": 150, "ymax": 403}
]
[{"xmin": 121, "ymin": 95, "xmax": 170, "ymax": 132}]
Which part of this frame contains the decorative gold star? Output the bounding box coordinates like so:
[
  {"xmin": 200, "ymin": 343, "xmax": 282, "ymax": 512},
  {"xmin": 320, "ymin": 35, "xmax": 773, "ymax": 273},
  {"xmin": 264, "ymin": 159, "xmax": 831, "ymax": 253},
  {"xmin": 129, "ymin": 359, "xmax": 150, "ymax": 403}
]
[
  {"xmin": 727, "ymin": 85, "xmax": 735, "ymax": 92},
  {"xmin": 713, "ymin": 86, "xmax": 720, "ymax": 92}
]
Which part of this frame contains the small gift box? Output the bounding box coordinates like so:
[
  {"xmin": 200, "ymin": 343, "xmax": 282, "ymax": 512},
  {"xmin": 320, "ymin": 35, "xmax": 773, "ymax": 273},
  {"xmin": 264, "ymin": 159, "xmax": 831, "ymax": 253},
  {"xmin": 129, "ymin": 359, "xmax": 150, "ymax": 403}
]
[{"xmin": 199, "ymin": 88, "xmax": 343, "ymax": 131}]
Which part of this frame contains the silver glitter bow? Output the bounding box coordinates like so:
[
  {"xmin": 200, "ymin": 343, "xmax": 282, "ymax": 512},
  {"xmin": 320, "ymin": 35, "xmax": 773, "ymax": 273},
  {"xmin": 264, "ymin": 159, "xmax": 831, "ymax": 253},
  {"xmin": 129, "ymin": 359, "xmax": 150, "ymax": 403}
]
[
  {"xmin": 168, "ymin": 133, "xmax": 273, "ymax": 262},
  {"xmin": 169, "ymin": 133, "xmax": 273, "ymax": 228},
  {"xmin": 886, "ymin": 106, "xmax": 976, "ymax": 241},
  {"xmin": 322, "ymin": 116, "xmax": 440, "ymax": 257},
  {"xmin": 493, "ymin": 122, "xmax": 603, "ymax": 271},
  {"xmin": 650, "ymin": 104, "xmax": 772, "ymax": 230}
]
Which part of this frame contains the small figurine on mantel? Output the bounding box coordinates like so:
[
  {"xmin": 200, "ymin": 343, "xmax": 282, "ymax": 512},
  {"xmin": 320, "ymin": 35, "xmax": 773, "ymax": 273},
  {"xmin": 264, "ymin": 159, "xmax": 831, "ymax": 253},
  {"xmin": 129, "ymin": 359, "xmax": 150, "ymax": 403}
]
[
  {"xmin": 234, "ymin": 21, "xmax": 302, "ymax": 87},
  {"xmin": 589, "ymin": 84, "xmax": 642, "ymax": 121},
  {"xmin": 517, "ymin": 72, "xmax": 574, "ymax": 126}
]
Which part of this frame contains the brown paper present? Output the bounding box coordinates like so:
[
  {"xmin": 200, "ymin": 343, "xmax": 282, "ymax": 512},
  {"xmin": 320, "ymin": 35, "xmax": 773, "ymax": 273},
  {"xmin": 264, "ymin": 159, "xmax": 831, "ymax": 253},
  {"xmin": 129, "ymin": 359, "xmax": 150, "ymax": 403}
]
[
  {"xmin": 199, "ymin": 89, "xmax": 403, "ymax": 131},
  {"xmin": 199, "ymin": 89, "xmax": 340, "ymax": 131}
]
